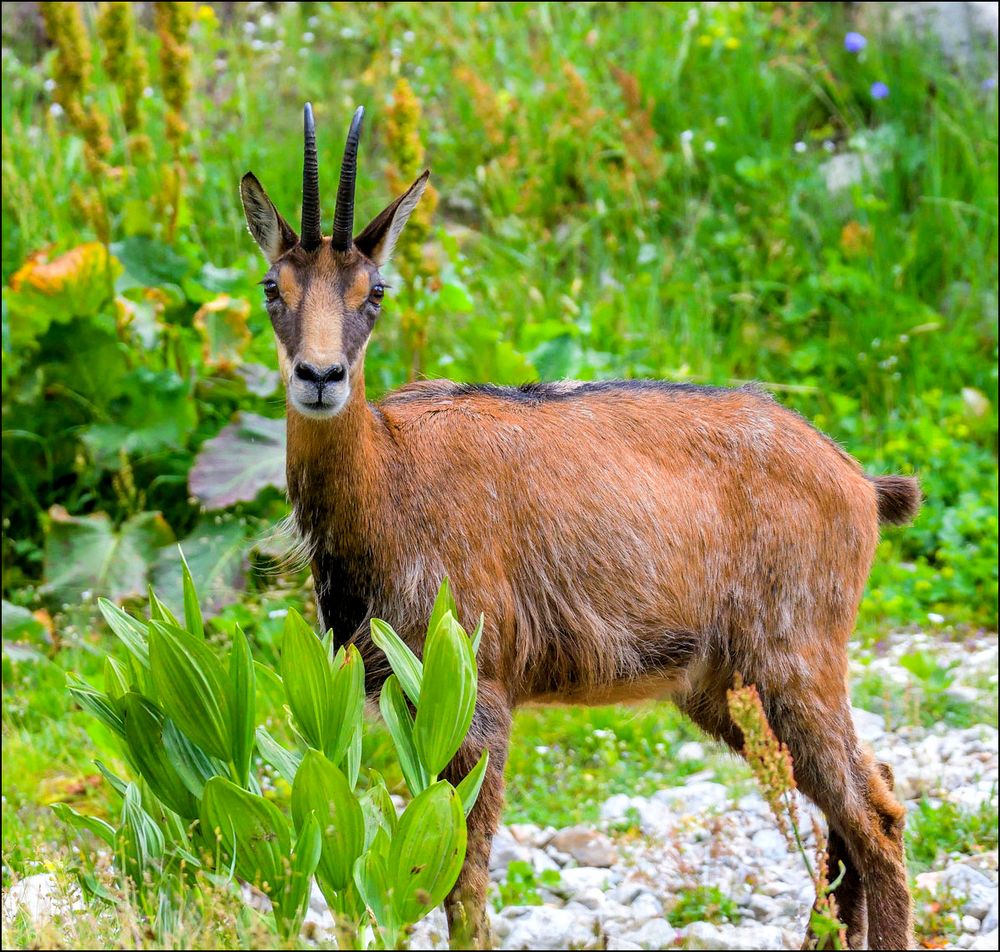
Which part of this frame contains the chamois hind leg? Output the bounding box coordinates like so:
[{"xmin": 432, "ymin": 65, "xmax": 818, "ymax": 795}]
[
  {"xmin": 681, "ymin": 676, "xmax": 910, "ymax": 950},
  {"xmin": 441, "ymin": 680, "xmax": 511, "ymax": 950},
  {"xmin": 764, "ymin": 691, "xmax": 913, "ymax": 951}
]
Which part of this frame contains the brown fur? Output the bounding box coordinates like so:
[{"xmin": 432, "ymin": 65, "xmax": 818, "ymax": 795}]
[
  {"xmin": 871, "ymin": 474, "xmax": 922, "ymax": 526},
  {"xmin": 242, "ymin": 160, "xmax": 920, "ymax": 951}
]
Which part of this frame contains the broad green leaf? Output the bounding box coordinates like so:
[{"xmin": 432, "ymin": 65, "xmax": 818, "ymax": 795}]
[
  {"xmin": 51, "ymin": 802, "xmax": 116, "ymax": 847},
  {"xmin": 471, "ymin": 614, "xmax": 484, "ymax": 657},
  {"xmin": 98, "ymin": 598, "xmax": 149, "ymax": 667},
  {"xmin": 359, "ymin": 772, "xmax": 397, "ymax": 850},
  {"xmin": 162, "ymin": 719, "xmax": 225, "ymax": 798},
  {"xmin": 379, "ymin": 675, "xmax": 429, "ymax": 796},
  {"xmin": 179, "ymin": 549, "xmax": 204, "ymax": 640},
  {"xmin": 254, "ymin": 660, "xmax": 285, "ymax": 723},
  {"xmin": 117, "ymin": 783, "xmax": 165, "ymax": 887},
  {"xmin": 278, "ymin": 812, "xmax": 322, "ymax": 939},
  {"xmin": 291, "ymin": 750, "xmax": 365, "ymax": 893},
  {"xmin": 456, "ymin": 749, "xmax": 490, "ymax": 817},
  {"xmin": 120, "ymin": 693, "xmax": 200, "ymax": 819},
  {"xmin": 428, "ymin": 577, "xmax": 458, "ymax": 642},
  {"xmin": 110, "ymin": 235, "xmax": 189, "ymax": 287},
  {"xmin": 149, "ymin": 621, "xmax": 231, "ymax": 760},
  {"xmin": 189, "ymin": 413, "xmax": 286, "ymax": 510},
  {"xmin": 370, "ymin": 619, "xmax": 422, "ymax": 706},
  {"xmin": 279, "ymin": 610, "xmax": 330, "ymax": 751},
  {"xmin": 67, "ymin": 674, "xmax": 124, "ymax": 738},
  {"xmin": 229, "ymin": 626, "xmax": 255, "ymax": 787},
  {"xmin": 200, "ymin": 777, "xmax": 290, "ymax": 896},
  {"xmin": 346, "ymin": 721, "xmax": 362, "ymax": 791},
  {"xmin": 95, "ymin": 760, "xmax": 128, "ymax": 798},
  {"xmin": 326, "ymin": 644, "xmax": 364, "ymax": 766},
  {"xmin": 388, "ymin": 781, "xmax": 467, "ymax": 924},
  {"xmin": 192, "ymin": 294, "xmax": 252, "ymax": 371},
  {"xmin": 41, "ymin": 507, "xmax": 173, "ymax": 607},
  {"xmin": 414, "ymin": 613, "xmax": 478, "ymax": 777},
  {"xmin": 255, "ymin": 726, "xmax": 302, "ymax": 785},
  {"xmin": 152, "ymin": 519, "xmax": 248, "ymax": 618},
  {"xmin": 104, "ymin": 657, "xmax": 130, "ymax": 701},
  {"xmin": 148, "ymin": 586, "xmax": 180, "ymax": 626},
  {"xmin": 354, "ymin": 848, "xmax": 394, "ymax": 931}
]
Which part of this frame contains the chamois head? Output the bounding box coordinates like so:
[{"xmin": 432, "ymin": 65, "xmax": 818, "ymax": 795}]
[{"xmin": 240, "ymin": 104, "xmax": 429, "ymax": 418}]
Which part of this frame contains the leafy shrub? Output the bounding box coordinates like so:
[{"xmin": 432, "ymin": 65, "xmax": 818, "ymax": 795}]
[
  {"xmin": 906, "ymin": 797, "xmax": 1000, "ymax": 873},
  {"xmin": 667, "ymin": 884, "xmax": 739, "ymax": 926},
  {"xmin": 55, "ymin": 571, "xmax": 485, "ymax": 947}
]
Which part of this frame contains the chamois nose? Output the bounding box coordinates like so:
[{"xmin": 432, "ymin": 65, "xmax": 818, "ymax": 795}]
[{"xmin": 295, "ymin": 361, "xmax": 346, "ymax": 384}]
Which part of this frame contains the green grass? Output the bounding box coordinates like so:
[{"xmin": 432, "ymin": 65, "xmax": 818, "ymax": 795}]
[
  {"xmin": 667, "ymin": 884, "xmax": 741, "ymax": 927},
  {"xmin": 906, "ymin": 797, "xmax": 1000, "ymax": 874}
]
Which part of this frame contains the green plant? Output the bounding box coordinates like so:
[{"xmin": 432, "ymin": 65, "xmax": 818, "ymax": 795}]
[
  {"xmin": 906, "ymin": 797, "xmax": 1000, "ymax": 874},
  {"xmin": 667, "ymin": 884, "xmax": 739, "ymax": 926},
  {"xmin": 492, "ymin": 860, "xmax": 562, "ymax": 911},
  {"xmin": 54, "ymin": 570, "xmax": 483, "ymax": 948}
]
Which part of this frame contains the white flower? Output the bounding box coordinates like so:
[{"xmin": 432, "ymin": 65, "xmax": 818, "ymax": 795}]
[
  {"xmin": 302, "ymin": 31, "xmax": 314, "ymax": 43},
  {"xmin": 680, "ymin": 129, "xmax": 694, "ymax": 144},
  {"xmin": 44, "ymin": 78, "xmax": 56, "ymax": 92},
  {"xmin": 49, "ymin": 102, "xmax": 64, "ymax": 118},
  {"xmin": 704, "ymin": 139, "xmax": 717, "ymax": 153},
  {"xmin": 823, "ymin": 139, "xmax": 836, "ymax": 153},
  {"xmin": 794, "ymin": 141, "xmax": 807, "ymax": 154},
  {"xmin": 143, "ymin": 86, "xmax": 154, "ymax": 98},
  {"xmin": 715, "ymin": 115, "xmax": 729, "ymax": 127},
  {"xmin": 243, "ymin": 21, "xmax": 257, "ymax": 35},
  {"xmin": 308, "ymin": 16, "xmax": 319, "ymax": 27},
  {"xmin": 403, "ymin": 30, "xmax": 415, "ymax": 42},
  {"xmin": 928, "ymin": 612, "xmax": 945, "ymax": 624},
  {"xmin": 259, "ymin": 12, "xmax": 275, "ymax": 28}
]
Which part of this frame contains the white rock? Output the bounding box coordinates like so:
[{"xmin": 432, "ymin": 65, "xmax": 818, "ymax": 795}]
[
  {"xmin": 606, "ymin": 939, "xmax": 642, "ymax": 952},
  {"xmin": 607, "ymin": 881, "xmax": 645, "ymax": 906},
  {"xmin": 629, "ymin": 890, "xmax": 664, "ymax": 924},
  {"xmin": 408, "ymin": 906, "xmax": 449, "ymax": 949},
  {"xmin": 549, "ymin": 826, "xmax": 618, "ymax": 868},
  {"xmin": 498, "ymin": 905, "xmax": 600, "ymax": 950},
  {"xmin": 2, "ymin": 874, "xmax": 82, "ymax": 924},
  {"xmin": 963, "ymin": 914, "xmax": 984, "ymax": 933},
  {"xmin": 652, "ymin": 781, "xmax": 729, "ymax": 814},
  {"xmin": 981, "ymin": 900, "xmax": 998, "ymax": 933},
  {"xmin": 751, "ymin": 827, "xmax": 790, "ymax": 861},
  {"xmin": 852, "ymin": 706, "xmax": 886, "ymax": 743},
  {"xmin": 677, "ymin": 741, "xmax": 706, "ymax": 762},
  {"xmin": 623, "ymin": 918, "xmax": 678, "ymax": 950},
  {"xmin": 972, "ymin": 930, "xmax": 1000, "ymax": 951},
  {"xmin": 490, "ymin": 828, "xmax": 534, "ymax": 871},
  {"xmin": 557, "ymin": 866, "xmax": 613, "ymax": 894}
]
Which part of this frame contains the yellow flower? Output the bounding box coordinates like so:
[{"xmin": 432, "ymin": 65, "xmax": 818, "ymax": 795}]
[
  {"xmin": 724, "ymin": 37, "xmax": 741, "ymax": 50},
  {"xmin": 196, "ymin": 5, "xmax": 217, "ymax": 23}
]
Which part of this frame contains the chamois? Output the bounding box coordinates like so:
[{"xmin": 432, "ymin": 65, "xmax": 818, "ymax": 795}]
[{"xmin": 240, "ymin": 104, "xmax": 920, "ymax": 950}]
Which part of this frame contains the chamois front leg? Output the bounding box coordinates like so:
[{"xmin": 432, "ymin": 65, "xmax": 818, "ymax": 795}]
[{"xmin": 441, "ymin": 680, "xmax": 512, "ymax": 950}]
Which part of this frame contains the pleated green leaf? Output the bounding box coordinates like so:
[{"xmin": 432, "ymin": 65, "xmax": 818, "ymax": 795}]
[
  {"xmin": 370, "ymin": 618, "xmax": 422, "ymax": 706},
  {"xmin": 117, "ymin": 783, "xmax": 165, "ymax": 888},
  {"xmin": 98, "ymin": 597, "xmax": 150, "ymax": 668},
  {"xmin": 291, "ymin": 749, "xmax": 365, "ymax": 893},
  {"xmin": 388, "ymin": 781, "xmax": 467, "ymax": 924},
  {"xmin": 379, "ymin": 675, "xmax": 429, "ymax": 796},
  {"xmin": 229, "ymin": 625, "xmax": 255, "ymax": 787},
  {"xmin": 200, "ymin": 776, "xmax": 290, "ymax": 896},
  {"xmin": 149, "ymin": 620, "xmax": 231, "ymax": 760},
  {"xmin": 51, "ymin": 802, "xmax": 116, "ymax": 847},
  {"xmin": 455, "ymin": 749, "xmax": 490, "ymax": 817},
  {"xmin": 103, "ymin": 656, "xmax": 131, "ymax": 701},
  {"xmin": 326, "ymin": 644, "xmax": 364, "ymax": 766},
  {"xmin": 278, "ymin": 609, "xmax": 329, "ymax": 751},
  {"xmin": 147, "ymin": 585, "xmax": 180, "ymax": 626},
  {"xmin": 414, "ymin": 613, "xmax": 478, "ymax": 777},
  {"xmin": 67, "ymin": 674, "xmax": 124, "ymax": 738},
  {"xmin": 254, "ymin": 725, "xmax": 302, "ymax": 785},
  {"xmin": 120, "ymin": 692, "xmax": 200, "ymax": 819},
  {"xmin": 162, "ymin": 718, "xmax": 225, "ymax": 798},
  {"xmin": 354, "ymin": 847, "xmax": 394, "ymax": 932},
  {"xmin": 179, "ymin": 548, "xmax": 204, "ymax": 640},
  {"xmin": 427, "ymin": 577, "xmax": 458, "ymax": 643}
]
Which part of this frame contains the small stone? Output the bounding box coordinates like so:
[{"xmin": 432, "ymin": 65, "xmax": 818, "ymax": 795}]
[
  {"xmin": 963, "ymin": 914, "xmax": 984, "ymax": 933},
  {"xmin": 677, "ymin": 741, "xmax": 706, "ymax": 762},
  {"xmin": 557, "ymin": 866, "xmax": 612, "ymax": 895},
  {"xmin": 550, "ymin": 826, "xmax": 619, "ymax": 868},
  {"xmin": 751, "ymin": 827, "xmax": 789, "ymax": 861},
  {"xmin": 497, "ymin": 905, "xmax": 600, "ymax": 950},
  {"xmin": 606, "ymin": 940, "xmax": 642, "ymax": 952},
  {"xmin": 981, "ymin": 900, "xmax": 998, "ymax": 933},
  {"xmin": 625, "ymin": 918, "xmax": 678, "ymax": 950},
  {"xmin": 972, "ymin": 931, "xmax": 999, "ymax": 951},
  {"xmin": 490, "ymin": 828, "xmax": 534, "ymax": 872},
  {"xmin": 851, "ymin": 706, "xmax": 886, "ymax": 743},
  {"xmin": 630, "ymin": 890, "xmax": 664, "ymax": 924},
  {"xmin": 748, "ymin": 893, "xmax": 779, "ymax": 920},
  {"xmin": 607, "ymin": 881, "xmax": 645, "ymax": 906}
]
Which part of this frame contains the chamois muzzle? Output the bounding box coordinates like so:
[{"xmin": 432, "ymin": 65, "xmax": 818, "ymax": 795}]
[{"xmin": 332, "ymin": 106, "xmax": 365, "ymax": 251}]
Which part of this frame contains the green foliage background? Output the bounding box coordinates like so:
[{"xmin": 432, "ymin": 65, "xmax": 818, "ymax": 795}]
[{"xmin": 1, "ymin": 2, "xmax": 997, "ymax": 932}]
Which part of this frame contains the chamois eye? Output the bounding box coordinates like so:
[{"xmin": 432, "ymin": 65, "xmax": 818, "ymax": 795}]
[
  {"xmin": 369, "ymin": 284, "xmax": 385, "ymax": 305},
  {"xmin": 263, "ymin": 280, "xmax": 280, "ymax": 302}
]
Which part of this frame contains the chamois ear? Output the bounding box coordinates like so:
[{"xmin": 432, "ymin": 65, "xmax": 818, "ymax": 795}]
[
  {"xmin": 240, "ymin": 172, "xmax": 299, "ymax": 263},
  {"xmin": 354, "ymin": 170, "xmax": 430, "ymax": 267}
]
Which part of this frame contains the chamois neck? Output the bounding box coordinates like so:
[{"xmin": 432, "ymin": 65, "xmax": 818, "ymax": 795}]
[{"xmin": 285, "ymin": 377, "xmax": 390, "ymax": 553}]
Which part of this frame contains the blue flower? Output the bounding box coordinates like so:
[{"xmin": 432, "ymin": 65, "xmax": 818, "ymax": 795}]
[
  {"xmin": 982, "ymin": 78, "xmax": 997, "ymax": 91},
  {"xmin": 870, "ymin": 81, "xmax": 890, "ymax": 100},
  {"xmin": 844, "ymin": 32, "xmax": 867, "ymax": 53}
]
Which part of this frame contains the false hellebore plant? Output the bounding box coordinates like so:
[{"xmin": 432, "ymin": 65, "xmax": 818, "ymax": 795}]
[{"xmin": 56, "ymin": 557, "xmax": 486, "ymax": 948}]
